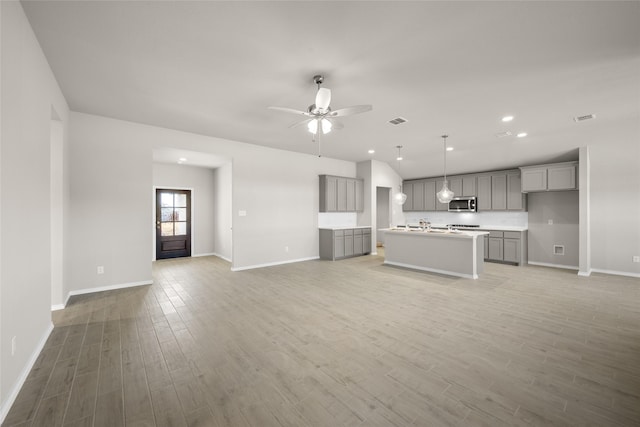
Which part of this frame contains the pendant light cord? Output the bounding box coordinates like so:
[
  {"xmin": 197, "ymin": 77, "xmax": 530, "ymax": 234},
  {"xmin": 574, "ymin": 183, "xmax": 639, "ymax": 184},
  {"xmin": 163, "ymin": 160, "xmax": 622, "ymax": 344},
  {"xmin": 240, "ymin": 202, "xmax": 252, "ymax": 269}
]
[{"xmin": 442, "ymin": 135, "xmax": 448, "ymax": 181}]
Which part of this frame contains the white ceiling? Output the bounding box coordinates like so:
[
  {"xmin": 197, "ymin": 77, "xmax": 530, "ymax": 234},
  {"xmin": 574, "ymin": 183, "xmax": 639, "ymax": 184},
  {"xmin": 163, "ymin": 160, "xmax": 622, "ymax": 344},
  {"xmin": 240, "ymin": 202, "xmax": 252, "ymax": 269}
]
[{"xmin": 22, "ymin": 1, "xmax": 640, "ymax": 178}]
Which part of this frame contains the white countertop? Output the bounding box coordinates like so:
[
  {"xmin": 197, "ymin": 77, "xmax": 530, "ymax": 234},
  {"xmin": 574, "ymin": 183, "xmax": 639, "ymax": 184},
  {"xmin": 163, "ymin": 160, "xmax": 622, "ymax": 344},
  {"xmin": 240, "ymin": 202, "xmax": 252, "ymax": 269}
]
[
  {"xmin": 421, "ymin": 224, "xmax": 528, "ymax": 232},
  {"xmin": 382, "ymin": 228, "xmax": 489, "ymax": 238}
]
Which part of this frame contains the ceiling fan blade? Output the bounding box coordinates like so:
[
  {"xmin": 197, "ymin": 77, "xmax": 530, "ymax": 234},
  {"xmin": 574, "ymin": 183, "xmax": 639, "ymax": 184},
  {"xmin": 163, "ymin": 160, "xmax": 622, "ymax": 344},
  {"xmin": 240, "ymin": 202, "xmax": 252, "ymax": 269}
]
[
  {"xmin": 315, "ymin": 88, "xmax": 331, "ymax": 111},
  {"xmin": 288, "ymin": 118, "xmax": 313, "ymax": 129},
  {"xmin": 329, "ymin": 105, "xmax": 373, "ymax": 117},
  {"xmin": 326, "ymin": 118, "xmax": 344, "ymax": 130},
  {"xmin": 268, "ymin": 106, "xmax": 310, "ymax": 116}
]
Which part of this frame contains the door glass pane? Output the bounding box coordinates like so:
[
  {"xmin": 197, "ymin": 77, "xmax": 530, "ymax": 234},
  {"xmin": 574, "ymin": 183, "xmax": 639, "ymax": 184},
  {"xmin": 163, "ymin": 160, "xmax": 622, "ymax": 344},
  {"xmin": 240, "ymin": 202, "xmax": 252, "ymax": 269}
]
[
  {"xmin": 161, "ymin": 222, "xmax": 174, "ymax": 236},
  {"xmin": 175, "ymin": 222, "xmax": 187, "ymax": 236},
  {"xmin": 161, "ymin": 208, "xmax": 174, "ymax": 221},
  {"xmin": 175, "ymin": 193, "xmax": 187, "ymax": 207},
  {"xmin": 160, "ymin": 193, "xmax": 174, "ymax": 207},
  {"xmin": 174, "ymin": 208, "xmax": 187, "ymax": 221}
]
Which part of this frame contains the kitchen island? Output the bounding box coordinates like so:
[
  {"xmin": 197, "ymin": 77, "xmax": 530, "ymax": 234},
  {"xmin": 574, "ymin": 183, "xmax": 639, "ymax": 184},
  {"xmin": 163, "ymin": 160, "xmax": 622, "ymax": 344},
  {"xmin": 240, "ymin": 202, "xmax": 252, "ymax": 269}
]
[{"xmin": 382, "ymin": 228, "xmax": 489, "ymax": 279}]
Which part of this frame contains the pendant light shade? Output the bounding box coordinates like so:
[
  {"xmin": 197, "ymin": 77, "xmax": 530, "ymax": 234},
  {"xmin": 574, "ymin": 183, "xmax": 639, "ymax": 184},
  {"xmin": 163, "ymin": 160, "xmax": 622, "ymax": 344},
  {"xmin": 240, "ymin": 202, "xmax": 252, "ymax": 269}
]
[
  {"xmin": 436, "ymin": 135, "xmax": 455, "ymax": 204},
  {"xmin": 394, "ymin": 145, "xmax": 407, "ymax": 205}
]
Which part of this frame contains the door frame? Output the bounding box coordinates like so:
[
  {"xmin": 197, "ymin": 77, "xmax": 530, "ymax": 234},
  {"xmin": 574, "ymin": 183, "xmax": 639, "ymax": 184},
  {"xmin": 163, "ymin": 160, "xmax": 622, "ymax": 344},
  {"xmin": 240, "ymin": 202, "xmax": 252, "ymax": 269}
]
[{"xmin": 152, "ymin": 186, "xmax": 195, "ymax": 261}]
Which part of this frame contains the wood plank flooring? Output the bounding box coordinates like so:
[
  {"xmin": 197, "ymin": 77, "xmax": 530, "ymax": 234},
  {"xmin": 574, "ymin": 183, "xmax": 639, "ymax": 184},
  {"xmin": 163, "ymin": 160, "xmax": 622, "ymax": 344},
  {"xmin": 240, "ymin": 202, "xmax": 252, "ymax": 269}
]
[{"xmin": 3, "ymin": 252, "xmax": 640, "ymax": 426}]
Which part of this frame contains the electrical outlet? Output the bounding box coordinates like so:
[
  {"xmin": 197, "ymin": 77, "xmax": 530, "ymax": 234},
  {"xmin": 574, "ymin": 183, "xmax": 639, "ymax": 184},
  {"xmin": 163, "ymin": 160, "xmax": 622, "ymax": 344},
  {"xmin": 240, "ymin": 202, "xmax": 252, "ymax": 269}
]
[
  {"xmin": 11, "ymin": 336, "xmax": 16, "ymax": 356},
  {"xmin": 97, "ymin": 266, "xmax": 104, "ymax": 275},
  {"xmin": 633, "ymin": 256, "xmax": 640, "ymax": 263}
]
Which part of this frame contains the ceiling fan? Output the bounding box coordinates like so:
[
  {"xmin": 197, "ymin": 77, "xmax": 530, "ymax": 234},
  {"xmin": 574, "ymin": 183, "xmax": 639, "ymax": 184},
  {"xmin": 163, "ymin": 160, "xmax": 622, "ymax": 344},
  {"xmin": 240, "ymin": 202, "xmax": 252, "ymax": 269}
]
[{"xmin": 268, "ymin": 75, "xmax": 373, "ymax": 138}]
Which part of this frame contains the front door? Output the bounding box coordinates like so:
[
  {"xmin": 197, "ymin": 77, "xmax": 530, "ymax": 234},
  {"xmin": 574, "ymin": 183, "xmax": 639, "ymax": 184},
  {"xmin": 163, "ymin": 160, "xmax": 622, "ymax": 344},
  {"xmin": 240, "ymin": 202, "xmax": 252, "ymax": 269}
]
[{"xmin": 156, "ymin": 189, "xmax": 191, "ymax": 259}]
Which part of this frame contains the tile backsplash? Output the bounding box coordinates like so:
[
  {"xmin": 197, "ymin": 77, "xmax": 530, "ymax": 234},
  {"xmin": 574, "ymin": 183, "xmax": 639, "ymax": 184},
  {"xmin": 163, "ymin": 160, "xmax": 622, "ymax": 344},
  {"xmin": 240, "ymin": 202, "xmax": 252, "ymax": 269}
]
[
  {"xmin": 403, "ymin": 211, "xmax": 528, "ymax": 228},
  {"xmin": 318, "ymin": 212, "xmax": 358, "ymax": 228}
]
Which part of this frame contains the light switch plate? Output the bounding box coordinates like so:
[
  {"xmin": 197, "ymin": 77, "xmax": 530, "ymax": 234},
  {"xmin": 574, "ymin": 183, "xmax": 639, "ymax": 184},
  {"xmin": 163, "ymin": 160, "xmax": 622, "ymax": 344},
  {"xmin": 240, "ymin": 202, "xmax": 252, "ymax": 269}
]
[{"xmin": 239, "ymin": 210, "xmax": 247, "ymax": 217}]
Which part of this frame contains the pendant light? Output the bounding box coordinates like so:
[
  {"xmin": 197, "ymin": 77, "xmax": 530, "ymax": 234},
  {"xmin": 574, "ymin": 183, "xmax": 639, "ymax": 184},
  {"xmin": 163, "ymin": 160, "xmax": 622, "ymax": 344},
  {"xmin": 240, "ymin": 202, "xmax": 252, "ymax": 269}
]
[
  {"xmin": 394, "ymin": 145, "xmax": 407, "ymax": 205},
  {"xmin": 436, "ymin": 135, "xmax": 455, "ymax": 203}
]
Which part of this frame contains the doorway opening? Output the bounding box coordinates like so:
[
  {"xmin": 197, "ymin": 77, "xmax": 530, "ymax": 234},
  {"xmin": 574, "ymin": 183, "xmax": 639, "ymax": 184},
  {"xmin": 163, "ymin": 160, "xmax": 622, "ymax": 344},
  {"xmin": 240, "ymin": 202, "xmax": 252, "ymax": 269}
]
[
  {"xmin": 156, "ymin": 189, "xmax": 192, "ymax": 259},
  {"xmin": 376, "ymin": 187, "xmax": 391, "ymax": 248}
]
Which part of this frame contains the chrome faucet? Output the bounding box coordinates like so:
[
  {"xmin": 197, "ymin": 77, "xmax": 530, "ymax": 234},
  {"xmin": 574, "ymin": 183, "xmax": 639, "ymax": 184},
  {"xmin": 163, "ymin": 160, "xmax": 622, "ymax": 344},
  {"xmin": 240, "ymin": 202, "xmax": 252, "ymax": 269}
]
[{"xmin": 419, "ymin": 218, "xmax": 431, "ymax": 231}]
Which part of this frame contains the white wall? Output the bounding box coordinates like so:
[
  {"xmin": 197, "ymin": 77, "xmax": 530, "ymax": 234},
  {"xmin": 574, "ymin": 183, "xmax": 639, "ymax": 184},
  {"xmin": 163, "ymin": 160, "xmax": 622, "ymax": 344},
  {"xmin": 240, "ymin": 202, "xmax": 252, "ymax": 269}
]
[
  {"xmin": 212, "ymin": 163, "xmax": 232, "ymax": 261},
  {"xmin": 69, "ymin": 112, "xmax": 356, "ymax": 276},
  {"xmin": 589, "ymin": 131, "xmax": 640, "ymax": 276},
  {"xmin": 0, "ymin": 0, "xmax": 69, "ymax": 417},
  {"xmin": 153, "ymin": 163, "xmax": 218, "ymax": 258}
]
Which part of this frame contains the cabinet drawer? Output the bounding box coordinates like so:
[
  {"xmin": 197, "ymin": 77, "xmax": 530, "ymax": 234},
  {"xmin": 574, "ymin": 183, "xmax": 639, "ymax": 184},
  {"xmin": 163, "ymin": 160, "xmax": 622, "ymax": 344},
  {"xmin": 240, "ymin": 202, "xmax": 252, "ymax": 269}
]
[
  {"xmin": 504, "ymin": 231, "xmax": 521, "ymax": 239},
  {"xmin": 354, "ymin": 229, "xmax": 363, "ymax": 235},
  {"xmin": 363, "ymin": 228, "xmax": 371, "ymax": 235},
  {"xmin": 334, "ymin": 230, "xmax": 344, "ymax": 237},
  {"xmin": 344, "ymin": 229, "xmax": 354, "ymax": 236},
  {"xmin": 489, "ymin": 230, "xmax": 504, "ymax": 238}
]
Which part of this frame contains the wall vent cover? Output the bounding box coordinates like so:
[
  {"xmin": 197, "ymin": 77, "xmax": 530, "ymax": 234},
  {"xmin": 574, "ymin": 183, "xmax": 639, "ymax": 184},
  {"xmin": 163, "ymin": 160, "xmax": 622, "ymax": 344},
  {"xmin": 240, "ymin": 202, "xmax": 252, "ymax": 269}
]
[
  {"xmin": 553, "ymin": 245, "xmax": 565, "ymax": 256},
  {"xmin": 573, "ymin": 114, "xmax": 596, "ymax": 122},
  {"xmin": 389, "ymin": 117, "xmax": 408, "ymax": 125}
]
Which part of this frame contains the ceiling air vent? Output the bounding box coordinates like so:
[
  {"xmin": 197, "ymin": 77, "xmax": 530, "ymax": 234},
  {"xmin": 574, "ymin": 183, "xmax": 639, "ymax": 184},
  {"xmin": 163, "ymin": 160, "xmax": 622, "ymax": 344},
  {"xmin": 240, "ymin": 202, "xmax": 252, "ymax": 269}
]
[
  {"xmin": 389, "ymin": 117, "xmax": 408, "ymax": 125},
  {"xmin": 495, "ymin": 131, "xmax": 512, "ymax": 138},
  {"xmin": 574, "ymin": 114, "xmax": 596, "ymax": 122}
]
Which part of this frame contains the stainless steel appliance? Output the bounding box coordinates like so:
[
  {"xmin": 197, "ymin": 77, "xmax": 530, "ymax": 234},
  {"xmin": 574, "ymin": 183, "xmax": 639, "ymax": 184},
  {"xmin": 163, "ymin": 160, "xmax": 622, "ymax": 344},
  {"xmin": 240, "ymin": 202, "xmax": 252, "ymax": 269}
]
[{"xmin": 448, "ymin": 196, "xmax": 477, "ymax": 212}]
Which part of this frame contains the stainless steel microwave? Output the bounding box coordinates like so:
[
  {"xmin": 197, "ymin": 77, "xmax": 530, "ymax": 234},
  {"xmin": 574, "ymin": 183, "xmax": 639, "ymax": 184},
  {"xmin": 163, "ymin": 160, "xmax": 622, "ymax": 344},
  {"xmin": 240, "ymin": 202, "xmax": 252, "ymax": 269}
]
[{"xmin": 448, "ymin": 197, "xmax": 477, "ymax": 212}]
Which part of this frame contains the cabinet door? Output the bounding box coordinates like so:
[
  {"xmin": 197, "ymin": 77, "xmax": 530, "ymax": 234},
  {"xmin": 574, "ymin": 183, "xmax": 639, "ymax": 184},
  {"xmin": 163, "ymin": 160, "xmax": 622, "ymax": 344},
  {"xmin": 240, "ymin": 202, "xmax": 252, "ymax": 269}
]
[
  {"xmin": 477, "ymin": 175, "xmax": 492, "ymax": 210},
  {"xmin": 521, "ymin": 168, "xmax": 547, "ymax": 192},
  {"xmin": 337, "ymin": 178, "xmax": 348, "ymax": 211},
  {"xmin": 424, "ymin": 180, "xmax": 436, "ymax": 211},
  {"xmin": 403, "ymin": 182, "xmax": 414, "ymax": 211},
  {"xmin": 547, "ymin": 164, "xmax": 576, "ymax": 190},
  {"xmin": 488, "ymin": 237, "xmax": 504, "ymax": 261},
  {"xmin": 322, "ymin": 176, "xmax": 338, "ymax": 212},
  {"xmin": 344, "ymin": 230, "xmax": 354, "ymax": 257},
  {"xmin": 450, "ymin": 178, "xmax": 462, "ymax": 197},
  {"xmin": 363, "ymin": 230, "xmax": 371, "ymax": 254},
  {"xmin": 503, "ymin": 238, "xmax": 520, "ymax": 263},
  {"xmin": 334, "ymin": 234, "xmax": 345, "ymax": 259},
  {"xmin": 507, "ymin": 173, "xmax": 523, "ymax": 210},
  {"xmin": 412, "ymin": 181, "xmax": 425, "ymax": 211},
  {"xmin": 484, "ymin": 235, "xmax": 489, "ymax": 260},
  {"xmin": 462, "ymin": 176, "xmax": 477, "ymax": 197},
  {"xmin": 355, "ymin": 179, "xmax": 364, "ymax": 212},
  {"xmin": 346, "ymin": 179, "xmax": 356, "ymax": 211},
  {"xmin": 435, "ymin": 180, "xmax": 449, "ymax": 211},
  {"xmin": 354, "ymin": 230, "xmax": 363, "ymax": 255},
  {"xmin": 491, "ymin": 174, "xmax": 507, "ymax": 210}
]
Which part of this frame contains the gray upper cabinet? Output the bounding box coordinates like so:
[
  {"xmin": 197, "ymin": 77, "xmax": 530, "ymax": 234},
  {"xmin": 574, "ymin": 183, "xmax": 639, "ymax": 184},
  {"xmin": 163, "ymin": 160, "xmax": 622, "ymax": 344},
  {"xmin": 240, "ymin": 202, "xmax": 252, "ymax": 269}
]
[
  {"xmin": 520, "ymin": 161, "xmax": 578, "ymax": 193},
  {"xmin": 402, "ymin": 169, "xmax": 525, "ymax": 212},
  {"xmin": 477, "ymin": 175, "xmax": 492, "ymax": 211},
  {"xmin": 319, "ymin": 175, "xmax": 364, "ymax": 212},
  {"xmin": 462, "ymin": 176, "xmax": 477, "ymax": 196}
]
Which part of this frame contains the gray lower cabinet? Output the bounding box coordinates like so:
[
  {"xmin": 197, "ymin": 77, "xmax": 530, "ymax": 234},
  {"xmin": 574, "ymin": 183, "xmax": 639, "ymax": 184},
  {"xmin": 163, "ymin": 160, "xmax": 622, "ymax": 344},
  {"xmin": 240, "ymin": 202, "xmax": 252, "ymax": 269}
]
[
  {"xmin": 320, "ymin": 228, "xmax": 372, "ymax": 260},
  {"xmin": 483, "ymin": 230, "xmax": 527, "ymax": 265}
]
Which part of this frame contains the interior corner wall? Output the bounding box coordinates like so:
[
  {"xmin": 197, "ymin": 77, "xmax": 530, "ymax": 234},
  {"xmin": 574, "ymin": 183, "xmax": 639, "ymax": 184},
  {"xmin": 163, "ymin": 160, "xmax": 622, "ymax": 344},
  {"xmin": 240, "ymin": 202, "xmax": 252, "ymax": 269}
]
[
  {"xmin": 212, "ymin": 163, "xmax": 232, "ymax": 262},
  {"xmin": 153, "ymin": 163, "xmax": 217, "ymax": 258},
  {"xmin": 69, "ymin": 113, "xmax": 153, "ymax": 294},
  {"xmin": 589, "ymin": 134, "xmax": 640, "ymax": 276},
  {"xmin": 0, "ymin": 0, "xmax": 70, "ymax": 415},
  {"xmin": 368, "ymin": 160, "xmax": 404, "ymax": 250}
]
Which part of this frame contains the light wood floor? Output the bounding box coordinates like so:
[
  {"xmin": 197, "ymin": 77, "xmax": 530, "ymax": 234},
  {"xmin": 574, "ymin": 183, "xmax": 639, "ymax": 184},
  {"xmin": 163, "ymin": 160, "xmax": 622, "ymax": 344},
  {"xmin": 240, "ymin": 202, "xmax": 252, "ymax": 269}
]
[{"xmin": 4, "ymin": 253, "xmax": 640, "ymax": 426}]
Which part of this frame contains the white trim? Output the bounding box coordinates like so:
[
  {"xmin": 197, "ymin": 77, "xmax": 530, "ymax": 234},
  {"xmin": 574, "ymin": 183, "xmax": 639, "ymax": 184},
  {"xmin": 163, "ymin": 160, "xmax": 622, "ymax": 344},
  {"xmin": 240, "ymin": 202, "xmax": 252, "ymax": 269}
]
[
  {"xmin": 51, "ymin": 303, "xmax": 65, "ymax": 311},
  {"xmin": 528, "ymin": 261, "xmax": 579, "ymax": 270},
  {"xmin": 384, "ymin": 260, "xmax": 477, "ymax": 280},
  {"xmin": 192, "ymin": 252, "xmax": 216, "ymax": 258},
  {"xmin": 212, "ymin": 253, "xmax": 232, "ymax": 263},
  {"xmin": 577, "ymin": 269, "xmax": 592, "ymax": 277},
  {"xmin": 67, "ymin": 280, "xmax": 152, "ymax": 298},
  {"xmin": 231, "ymin": 256, "xmax": 319, "ymax": 272},
  {"xmin": 0, "ymin": 322, "xmax": 54, "ymax": 424},
  {"xmin": 590, "ymin": 268, "xmax": 640, "ymax": 279}
]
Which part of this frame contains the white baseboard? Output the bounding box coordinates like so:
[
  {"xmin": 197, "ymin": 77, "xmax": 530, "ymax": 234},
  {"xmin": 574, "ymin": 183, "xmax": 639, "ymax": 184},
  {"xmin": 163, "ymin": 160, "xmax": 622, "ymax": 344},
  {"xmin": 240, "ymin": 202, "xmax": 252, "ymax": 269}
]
[
  {"xmin": 212, "ymin": 253, "xmax": 232, "ymax": 263},
  {"xmin": 51, "ymin": 303, "xmax": 65, "ymax": 311},
  {"xmin": 577, "ymin": 269, "xmax": 592, "ymax": 277},
  {"xmin": 67, "ymin": 280, "xmax": 153, "ymax": 300},
  {"xmin": 231, "ymin": 256, "xmax": 319, "ymax": 272},
  {"xmin": 192, "ymin": 252, "xmax": 216, "ymax": 258},
  {"xmin": 590, "ymin": 268, "xmax": 640, "ymax": 279},
  {"xmin": 527, "ymin": 261, "xmax": 579, "ymax": 271},
  {"xmin": 0, "ymin": 322, "xmax": 54, "ymax": 424}
]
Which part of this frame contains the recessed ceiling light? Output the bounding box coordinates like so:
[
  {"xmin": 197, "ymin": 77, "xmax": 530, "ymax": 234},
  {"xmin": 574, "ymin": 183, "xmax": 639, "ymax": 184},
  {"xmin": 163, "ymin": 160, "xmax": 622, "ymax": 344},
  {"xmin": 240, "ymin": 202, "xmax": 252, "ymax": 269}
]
[
  {"xmin": 502, "ymin": 115, "xmax": 514, "ymax": 122},
  {"xmin": 516, "ymin": 132, "xmax": 527, "ymax": 138},
  {"xmin": 446, "ymin": 147, "xmax": 454, "ymax": 151},
  {"xmin": 179, "ymin": 157, "xmax": 187, "ymax": 162},
  {"xmin": 368, "ymin": 149, "xmax": 375, "ymax": 154}
]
